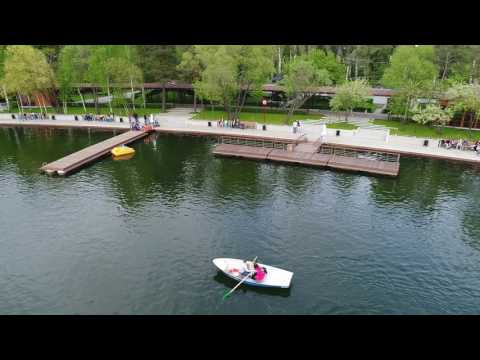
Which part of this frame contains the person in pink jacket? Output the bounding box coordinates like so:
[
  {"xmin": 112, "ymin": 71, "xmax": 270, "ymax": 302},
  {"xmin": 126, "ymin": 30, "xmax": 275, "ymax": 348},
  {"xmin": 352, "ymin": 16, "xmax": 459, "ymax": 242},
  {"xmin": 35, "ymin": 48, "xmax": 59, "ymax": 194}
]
[{"xmin": 252, "ymin": 263, "xmax": 267, "ymax": 282}]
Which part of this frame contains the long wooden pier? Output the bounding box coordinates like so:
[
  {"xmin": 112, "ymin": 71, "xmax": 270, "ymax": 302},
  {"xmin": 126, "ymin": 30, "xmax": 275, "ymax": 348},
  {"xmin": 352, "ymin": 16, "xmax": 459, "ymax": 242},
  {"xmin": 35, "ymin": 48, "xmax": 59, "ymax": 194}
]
[
  {"xmin": 212, "ymin": 139, "xmax": 400, "ymax": 177},
  {"xmin": 40, "ymin": 130, "xmax": 149, "ymax": 176}
]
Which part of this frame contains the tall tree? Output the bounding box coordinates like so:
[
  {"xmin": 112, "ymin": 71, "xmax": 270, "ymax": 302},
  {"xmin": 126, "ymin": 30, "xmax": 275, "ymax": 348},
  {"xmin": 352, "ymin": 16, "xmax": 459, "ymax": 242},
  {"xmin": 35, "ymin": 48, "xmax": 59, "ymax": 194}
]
[
  {"xmin": 3, "ymin": 45, "xmax": 57, "ymax": 113},
  {"xmin": 281, "ymin": 55, "xmax": 332, "ymax": 123},
  {"xmin": 305, "ymin": 49, "xmax": 346, "ymax": 85},
  {"xmin": 381, "ymin": 45, "xmax": 438, "ymax": 121},
  {"xmin": 85, "ymin": 45, "xmax": 139, "ymax": 114},
  {"xmin": 57, "ymin": 45, "xmax": 91, "ymax": 113},
  {"xmin": 107, "ymin": 56, "xmax": 143, "ymax": 115},
  {"xmin": 434, "ymin": 45, "xmax": 472, "ymax": 81},
  {"xmin": 0, "ymin": 45, "xmax": 9, "ymax": 109},
  {"xmin": 345, "ymin": 45, "xmax": 395, "ymax": 85},
  {"xmin": 445, "ymin": 83, "xmax": 480, "ymax": 128},
  {"xmin": 177, "ymin": 46, "xmax": 204, "ymax": 113},
  {"xmin": 189, "ymin": 45, "xmax": 274, "ymax": 120},
  {"xmin": 136, "ymin": 45, "xmax": 179, "ymax": 112},
  {"xmin": 34, "ymin": 45, "xmax": 63, "ymax": 68},
  {"xmin": 329, "ymin": 79, "xmax": 371, "ymax": 121}
]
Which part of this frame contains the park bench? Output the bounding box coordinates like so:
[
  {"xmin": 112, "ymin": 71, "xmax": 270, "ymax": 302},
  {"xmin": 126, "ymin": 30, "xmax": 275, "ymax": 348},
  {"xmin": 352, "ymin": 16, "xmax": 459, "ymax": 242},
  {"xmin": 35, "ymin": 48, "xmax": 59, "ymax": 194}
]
[{"xmin": 241, "ymin": 121, "xmax": 257, "ymax": 129}]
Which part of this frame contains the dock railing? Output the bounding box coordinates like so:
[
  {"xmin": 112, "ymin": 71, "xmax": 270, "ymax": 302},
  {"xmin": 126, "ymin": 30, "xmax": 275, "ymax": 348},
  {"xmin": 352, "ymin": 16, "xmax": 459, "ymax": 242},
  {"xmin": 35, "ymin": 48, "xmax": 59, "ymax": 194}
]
[
  {"xmin": 319, "ymin": 145, "xmax": 400, "ymax": 163},
  {"xmin": 219, "ymin": 136, "xmax": 291, "ymax": 150}
]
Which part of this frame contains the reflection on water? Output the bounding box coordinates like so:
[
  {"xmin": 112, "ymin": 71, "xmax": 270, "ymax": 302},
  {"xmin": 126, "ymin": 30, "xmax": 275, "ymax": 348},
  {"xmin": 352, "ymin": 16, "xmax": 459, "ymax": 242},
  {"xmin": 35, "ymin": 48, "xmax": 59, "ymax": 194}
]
[
  {"xmin": 213, "ymin": 272, "xmax": 291, "ymax": 298},
  {"xmin": 1, "ymin": 127, "xmax": 480, "ymax": 314},
  {"xmin": 112, "ymin": 154, "xmax": 135, "ymax": 161}
]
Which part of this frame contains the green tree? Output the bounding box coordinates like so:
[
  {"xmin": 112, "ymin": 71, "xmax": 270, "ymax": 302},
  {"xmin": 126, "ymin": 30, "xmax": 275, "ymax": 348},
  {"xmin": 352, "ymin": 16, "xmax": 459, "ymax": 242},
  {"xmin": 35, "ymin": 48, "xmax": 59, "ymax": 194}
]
[
  {"xmin": 345, "ymin": 45, "xmax": 395, "ymax": 85},
  {"xmin": 305, "ymin": 49, "xmax": 347, "ymax": 84},
  {"xmin": 85, "ymin": 45, "xmax": 140, "ymax": 114},
  {"xmin": 177, "ymin": 46, "xmax": 204, "ymax": 113},
  {"xmin": 3, "ymin": 45, "xmax": 56, "ymax": 113},
  {"xmin": 107, "ymin": 56, "xmax": 143, "ymax": 115},
  {"xmin": 329, "ymin": 79, "xmax": 371, "ymax": 121},
  {"xmin": 59, "ymin": 45, "xmax": 91, "ymax": 113},
  {"xmin": 434, "ymin": 45, "xmax": 472, "ymax": 81},
  {"xmin": 381, "ymin": 45, "xmax": 438, "ymax": 121},
  {"xmin": 34, "ymin": 45, "xmax": 63, "ymax": 68},
  {"xmin": 136, "ymin": 45, "xmax": 179, "ymax": 112},
  {"xmin": 191, "ymin": 45, "xmax": 274, "ymax": 120},
  {"xmin": 0, "ymin": 45, "xmax": 9, "ymax": 109},
  {"xmin": 281, "ymin": 55, "xmax": 332, "ymax": 123},
  {"xmin": 445, "ymin": 83, "xmax": 480, "ymax": 129},
  {"xmin": 411, "ymin": 103, "xmax": 453, "ymax": 130},
  {"xmin": 57, "ymin": 45, "xmax": 92, "ymax": 113}
]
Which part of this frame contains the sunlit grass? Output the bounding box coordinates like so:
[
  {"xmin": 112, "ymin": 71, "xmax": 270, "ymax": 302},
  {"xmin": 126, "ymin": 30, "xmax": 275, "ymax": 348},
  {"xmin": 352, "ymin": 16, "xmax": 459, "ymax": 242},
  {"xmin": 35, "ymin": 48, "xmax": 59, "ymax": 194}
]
[{"xmin": 371, "ymin": 119, "xmax": 480, "ymax": 141}]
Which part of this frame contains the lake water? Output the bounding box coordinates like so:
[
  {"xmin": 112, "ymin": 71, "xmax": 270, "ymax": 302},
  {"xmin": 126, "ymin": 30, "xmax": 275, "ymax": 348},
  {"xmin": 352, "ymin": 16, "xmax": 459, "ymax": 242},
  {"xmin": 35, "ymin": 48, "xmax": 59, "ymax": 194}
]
[{"xmin": 1, "ymin": 127, "xmax": 480, "ymax": 314}]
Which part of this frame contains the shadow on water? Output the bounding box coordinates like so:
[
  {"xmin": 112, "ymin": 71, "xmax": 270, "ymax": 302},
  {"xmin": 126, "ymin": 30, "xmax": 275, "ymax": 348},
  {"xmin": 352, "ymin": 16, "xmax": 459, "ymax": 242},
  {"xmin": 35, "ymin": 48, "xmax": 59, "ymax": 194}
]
[{"xmin": 213, "ymin": 271, "xmax": 292, "ymax": 298}]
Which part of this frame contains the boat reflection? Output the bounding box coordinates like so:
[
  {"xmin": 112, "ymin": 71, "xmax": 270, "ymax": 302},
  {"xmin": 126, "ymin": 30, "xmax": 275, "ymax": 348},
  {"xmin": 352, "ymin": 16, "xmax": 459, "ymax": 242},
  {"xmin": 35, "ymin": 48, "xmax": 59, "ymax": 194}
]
[
  {"xmin": 112, "ymin": 153, "xmax": 135, "ymax": 161},
  {"xmin": 213, "ymin": 271, "xmax": 292, "ymax": 298}
]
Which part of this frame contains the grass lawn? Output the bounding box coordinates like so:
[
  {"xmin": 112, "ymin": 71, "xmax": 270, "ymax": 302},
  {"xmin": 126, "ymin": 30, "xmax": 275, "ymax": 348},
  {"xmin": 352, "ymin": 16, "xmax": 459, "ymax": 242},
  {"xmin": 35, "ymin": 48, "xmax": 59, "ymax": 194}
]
[
  {"xmin": 371, "ymin": 119, "xmax": 480, "ymax": 141},
  {"xmin": 192, "ymin": 110, "xmax": 323, "ymax": 125},
  {"xmin": 326, "ymin": 122, "xmax": 358, "ymax": 130}
]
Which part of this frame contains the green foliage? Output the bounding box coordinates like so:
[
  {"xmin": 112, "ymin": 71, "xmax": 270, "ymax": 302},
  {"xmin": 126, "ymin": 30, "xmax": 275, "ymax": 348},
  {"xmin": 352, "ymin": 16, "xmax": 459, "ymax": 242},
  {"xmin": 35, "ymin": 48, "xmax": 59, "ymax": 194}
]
[
  {"xmin": 187, "ymin": 45, "xmax": 274, "ymax": 118},
  {"xmin": 329, "ymin": 79, "xmax": 370, "ymax": 120},
  {"xmin": 281, "ymin": 54, "xmax": 333, "ymax": 122},
  {"xmin": 381, "ymin": 46, "xmax": 439, "ymax": 119},
  {"xmin": 445, "ymin": 82, "xmax": 480, "ymax": 114},
  {"xmin": 3, "ymin": 45, "xmax": 56, "ymax": 96},
  {"xmin": 385, "ymin": 93, "xmax": 412, "ymax": 118},
  {"xmin": 283, "ymin": 57, "xmax": 332, "ymax": 96},
  {"xmin": 34, "ymin": 45, "xmax": 63, "ymax": 67},
  {"xmin": 83, "ymin": 45, "xmax": 143, "ymax": 112},
  {"xmin": 0, "ymin": 45, "xmax": 6, "ymax": 80},
  {"xmin": 381, "ymin": 45, "xmax": 437, "ymax": 92},
  {"xmin": 136, "ymin": 45, "xmax": 179, "ymax": 82},
  {"xmin": 411, "ymin": 103, "xmax": 453, "ymax": 127},
  {"xmin": 57, "ymin": 45, "xmax": 89, "ymax": 104},
  {"xmin": 348, "ymin": 45, "xmax": 396, "ymax": 85},
  {"xmin": 372, "ymin": 118, "xmax": 480, "ymax": 141},
  {"xmin": 305, "ymin": 49, "xmax": 346, "ymax": 84},
  {"xmin": 177, "ymin": 47, "xmax": 203, "ymax": 82},
  {"xmin": 434, "ymin": 45, "xmax": 473, "ymax": 80}
]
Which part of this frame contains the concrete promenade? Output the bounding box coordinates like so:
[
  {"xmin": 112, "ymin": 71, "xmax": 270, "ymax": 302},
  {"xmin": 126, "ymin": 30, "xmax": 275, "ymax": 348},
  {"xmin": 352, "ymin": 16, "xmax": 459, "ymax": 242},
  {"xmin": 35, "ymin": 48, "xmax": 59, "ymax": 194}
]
[{"xmin": 1, "ymin": 109, "xmax": 480, "ymax": 165}]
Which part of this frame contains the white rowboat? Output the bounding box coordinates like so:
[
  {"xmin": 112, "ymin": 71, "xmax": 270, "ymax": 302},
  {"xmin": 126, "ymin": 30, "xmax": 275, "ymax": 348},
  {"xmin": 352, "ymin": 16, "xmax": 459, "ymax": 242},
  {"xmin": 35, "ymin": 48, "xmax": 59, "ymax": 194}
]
[{"xmin": 213, "ymin": 258, "xmax": 293, "ymax": 289}]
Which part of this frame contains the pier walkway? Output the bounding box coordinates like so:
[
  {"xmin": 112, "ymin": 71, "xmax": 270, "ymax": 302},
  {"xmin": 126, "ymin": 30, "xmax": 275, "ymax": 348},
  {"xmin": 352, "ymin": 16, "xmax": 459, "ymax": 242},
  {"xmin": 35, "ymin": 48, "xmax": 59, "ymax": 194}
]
[
  {"xmin": 213, "ymin": 140, "xmax": 400, "ymax": 177},
  {"xmin": 1, "ymin": 109, "xmax": 480, "ymax": 176},
  {"xmin": 40, "ymin": 130, "xmax": 149, "ymax": 176}
]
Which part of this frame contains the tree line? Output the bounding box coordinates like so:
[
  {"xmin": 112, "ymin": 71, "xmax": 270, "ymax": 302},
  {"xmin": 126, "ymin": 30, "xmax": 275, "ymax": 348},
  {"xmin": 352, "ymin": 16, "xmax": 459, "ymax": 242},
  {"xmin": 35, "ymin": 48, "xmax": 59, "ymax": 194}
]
[{"xmin": 1, "ymin": 45, "xmax": 480, "ymax": 126}]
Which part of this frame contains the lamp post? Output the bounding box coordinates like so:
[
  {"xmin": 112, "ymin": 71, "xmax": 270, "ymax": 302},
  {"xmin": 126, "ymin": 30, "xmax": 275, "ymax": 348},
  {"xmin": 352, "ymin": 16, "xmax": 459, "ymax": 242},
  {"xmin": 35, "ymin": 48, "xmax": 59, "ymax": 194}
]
[{"xmin": 262, "ymin": 99, "xmax": 267, "ymax": 124}]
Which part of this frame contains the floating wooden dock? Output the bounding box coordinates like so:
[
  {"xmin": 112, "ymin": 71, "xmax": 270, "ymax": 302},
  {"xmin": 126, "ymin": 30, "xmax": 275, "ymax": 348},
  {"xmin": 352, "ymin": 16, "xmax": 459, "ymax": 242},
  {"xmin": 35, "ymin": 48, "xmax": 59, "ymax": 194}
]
[
  {"xmin": 213, "ymin": 140, "xmax": 400, "ymax": 177},
  {"xmin": 40, "ymin": 130, "xmax": 149, "ymax": 176}
]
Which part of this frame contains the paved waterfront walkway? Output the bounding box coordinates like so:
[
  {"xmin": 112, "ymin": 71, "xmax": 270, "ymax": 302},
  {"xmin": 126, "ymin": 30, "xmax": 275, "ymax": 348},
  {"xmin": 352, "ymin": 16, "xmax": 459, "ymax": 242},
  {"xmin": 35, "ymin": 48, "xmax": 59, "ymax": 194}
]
[{"xmin": 1, "ymin": 109, "xmax": 480, "ymax": 165}]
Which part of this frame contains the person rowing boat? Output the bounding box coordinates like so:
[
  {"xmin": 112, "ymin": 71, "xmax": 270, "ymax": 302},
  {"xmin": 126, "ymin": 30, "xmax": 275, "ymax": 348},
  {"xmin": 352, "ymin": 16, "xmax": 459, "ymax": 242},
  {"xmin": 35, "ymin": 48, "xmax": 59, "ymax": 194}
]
[
  {"xmin": 213, "ymin": 258, "xmax": 294, "ymax": 289},
  {"xmin": 241, "ymin": 259, "xmax": 267, "ymax": 282}
]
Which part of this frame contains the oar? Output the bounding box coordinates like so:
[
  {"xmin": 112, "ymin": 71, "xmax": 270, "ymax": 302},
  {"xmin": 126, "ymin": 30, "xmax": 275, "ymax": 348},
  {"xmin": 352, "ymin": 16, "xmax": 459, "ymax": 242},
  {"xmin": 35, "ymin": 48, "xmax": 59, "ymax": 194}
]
[
  {"xmin": 222, "ymin": 272, "xmax": 253, "ymax": 300},
  {"xmin": 222, "ymin": 256, "xmax": 258, "ymax": 300}
]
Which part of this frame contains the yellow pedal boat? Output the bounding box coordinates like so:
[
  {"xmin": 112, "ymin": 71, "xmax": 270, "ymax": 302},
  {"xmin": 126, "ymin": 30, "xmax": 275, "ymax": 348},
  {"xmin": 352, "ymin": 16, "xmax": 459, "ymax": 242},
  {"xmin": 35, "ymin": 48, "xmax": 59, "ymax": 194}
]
[{"xmin": 111, "ymin": 146, "xmax": 135, "ymax": 157}]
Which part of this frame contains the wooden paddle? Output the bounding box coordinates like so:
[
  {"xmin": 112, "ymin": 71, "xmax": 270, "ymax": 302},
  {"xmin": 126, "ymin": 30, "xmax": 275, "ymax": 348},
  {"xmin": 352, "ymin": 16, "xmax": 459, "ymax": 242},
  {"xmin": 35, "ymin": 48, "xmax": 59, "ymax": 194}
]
[{"xmin": 223, "ymin": 256, "xmax": 257, "ymax": 300}]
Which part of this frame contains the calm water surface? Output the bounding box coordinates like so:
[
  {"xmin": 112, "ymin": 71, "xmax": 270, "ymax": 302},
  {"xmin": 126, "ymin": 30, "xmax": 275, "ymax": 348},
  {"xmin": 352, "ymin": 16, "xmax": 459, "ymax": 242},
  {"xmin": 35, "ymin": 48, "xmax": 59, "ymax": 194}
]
[{"xmin": 1, "ymin": 127, "xmax": 480, "ymax": 314}]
